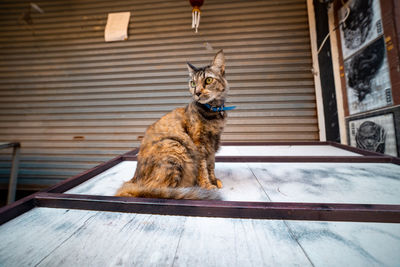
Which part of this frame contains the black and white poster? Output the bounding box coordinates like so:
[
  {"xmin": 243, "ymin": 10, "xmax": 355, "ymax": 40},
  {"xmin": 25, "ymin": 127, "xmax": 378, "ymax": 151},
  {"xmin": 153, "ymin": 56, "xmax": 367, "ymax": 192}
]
[
  {"xmin": 339, "ymin": 0, "xmax": 383, "ymax": 60},
  {"xmin": 344, "ymin": 37, "xmax": 392, "ymax": 115},
  {"xmin": 349, "ymin": 113, "xmax": 398, "ymax": 157}
]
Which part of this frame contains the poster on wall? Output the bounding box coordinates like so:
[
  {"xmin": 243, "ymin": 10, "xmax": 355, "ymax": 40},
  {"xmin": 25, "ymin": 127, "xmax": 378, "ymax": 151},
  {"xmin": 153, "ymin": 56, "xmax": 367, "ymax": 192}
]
[
  {"xmin": 344, "ymin": 37, "xmax": 392, "ymax": 115},
  {"xmin": 349, "ymin": 113, "xmax": 398, "ymax": 157},
  {"xmin": 339, "ymin": 0, "xmax": 383, "ymax": 59}
]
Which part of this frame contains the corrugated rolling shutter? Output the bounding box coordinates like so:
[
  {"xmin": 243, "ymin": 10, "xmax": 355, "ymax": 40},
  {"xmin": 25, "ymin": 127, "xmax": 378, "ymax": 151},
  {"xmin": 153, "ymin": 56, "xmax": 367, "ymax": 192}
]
[{"xmin": 0, "ymin": 0, "xmax": 317, "ymax": 190}]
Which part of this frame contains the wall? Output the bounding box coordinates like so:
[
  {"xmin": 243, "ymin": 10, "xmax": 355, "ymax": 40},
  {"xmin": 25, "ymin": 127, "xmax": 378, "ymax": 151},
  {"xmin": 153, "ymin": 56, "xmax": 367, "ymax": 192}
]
[
  {"xmin": 0, "ymin": 0, "xmax": 317, "ymax": 190},
  {"xmin": 331, "ymin": 0, "xmax": 400, "ymax": 157}
]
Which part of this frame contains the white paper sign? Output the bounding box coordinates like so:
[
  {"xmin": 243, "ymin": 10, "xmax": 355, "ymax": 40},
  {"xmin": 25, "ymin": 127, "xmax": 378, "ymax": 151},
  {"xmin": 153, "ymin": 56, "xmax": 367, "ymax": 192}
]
[{"xmin": 104, "ymin": 12, "xmax": 130, "ymax": 42}]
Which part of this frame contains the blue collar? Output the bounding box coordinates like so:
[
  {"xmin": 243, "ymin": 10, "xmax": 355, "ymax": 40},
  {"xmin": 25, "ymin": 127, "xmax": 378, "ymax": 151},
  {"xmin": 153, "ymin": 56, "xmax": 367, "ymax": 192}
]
[{"xmin": 204, "ymin": 103, "xmax": 236, "ymax": 112}]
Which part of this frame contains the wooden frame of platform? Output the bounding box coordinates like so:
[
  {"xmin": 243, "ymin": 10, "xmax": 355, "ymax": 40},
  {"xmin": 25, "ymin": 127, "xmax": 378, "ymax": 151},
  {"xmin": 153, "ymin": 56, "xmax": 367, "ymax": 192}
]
[{"xmin": 1, "ymin": 141, "xmax": 400, "ymax": 226}]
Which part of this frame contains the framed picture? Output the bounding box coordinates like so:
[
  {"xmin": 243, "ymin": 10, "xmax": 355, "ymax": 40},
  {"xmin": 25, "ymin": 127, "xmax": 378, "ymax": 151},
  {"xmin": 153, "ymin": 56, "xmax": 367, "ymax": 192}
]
[
  {"xmin": 339, "ymin": 0, "xmax": 383, "ymax": 60},
  {"xmin": 348, "ymin": 112, "xmax": 398, "ymax": 157},
  {"xmin": 344, "ymin": 37, "xmax": 393, "ymax": 115}
]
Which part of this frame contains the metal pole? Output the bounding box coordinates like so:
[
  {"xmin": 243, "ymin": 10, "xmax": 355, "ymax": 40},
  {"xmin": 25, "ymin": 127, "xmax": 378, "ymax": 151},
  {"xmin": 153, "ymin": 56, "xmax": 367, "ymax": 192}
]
[{"xmin": 7, "ymin": 144, "xmax": 20, "ymax": 204}]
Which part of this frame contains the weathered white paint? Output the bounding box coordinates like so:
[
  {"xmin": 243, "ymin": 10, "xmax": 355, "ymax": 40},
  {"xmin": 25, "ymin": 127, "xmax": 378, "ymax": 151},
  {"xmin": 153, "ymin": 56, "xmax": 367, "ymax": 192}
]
[
  {"xmin": 173, "ymin": 216, "xmax": 312, "ymax": 266},
  {"xmin": 287, "ymin": 220, "xmax": 400, "ymax": 267},
  {"xmin": 67, "ymin": 161, "xmax": 268, "ymax": 201},
  {"xmin": 217, "ymin": 145, "xmax": 361, "ymax": 156},
  {"xmin": 67, "ymin": 160, "xmax": 400, "ymax": 205},
  {"xmin": 0, "ymin": 208, "xmax": 96, "ymax": 266},
  {"xmin": 36, "ymin": 211, "xmax": 183, "ymax": 266},
  {"xmin": 250, "ymin": 162, "xmax": 400, "ymax": 204},
  {"xmin": 1, "ymin": 207, "xmax": 400, "ymax": 266},
  {"xmin": 215, "ymin": 163, "xmax": 269, "ymax": 201},
  {"xmin": 66, "ymin": 161, "xmax": 136, "ymax": 195}
]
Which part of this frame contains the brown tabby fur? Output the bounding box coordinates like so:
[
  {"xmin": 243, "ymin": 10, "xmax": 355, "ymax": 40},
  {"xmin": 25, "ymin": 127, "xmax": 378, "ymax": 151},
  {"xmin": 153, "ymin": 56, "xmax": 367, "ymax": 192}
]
[{"xmin": 116, "ymin": 50, "xmax": 230, "ymax": 200}]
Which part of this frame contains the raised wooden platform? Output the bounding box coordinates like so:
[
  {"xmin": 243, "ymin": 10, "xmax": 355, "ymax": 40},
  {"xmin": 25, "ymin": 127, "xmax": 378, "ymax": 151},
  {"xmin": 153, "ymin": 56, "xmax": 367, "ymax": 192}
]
[{"xmin": 1, "ymin": 142, "xmax": 400, "ymax": 266}]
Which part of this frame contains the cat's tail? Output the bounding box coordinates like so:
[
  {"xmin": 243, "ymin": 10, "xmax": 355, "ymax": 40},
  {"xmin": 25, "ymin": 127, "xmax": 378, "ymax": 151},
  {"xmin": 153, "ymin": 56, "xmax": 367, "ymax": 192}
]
[{"xmin": 115, "ymin": 182, "xmax": 221, "ymax": 200}]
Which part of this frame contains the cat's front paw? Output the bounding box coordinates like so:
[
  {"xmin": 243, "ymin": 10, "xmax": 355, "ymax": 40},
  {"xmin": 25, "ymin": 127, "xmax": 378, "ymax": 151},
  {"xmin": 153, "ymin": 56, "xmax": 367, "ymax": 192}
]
[
  {"xmin": 216, "ymin": 179, "xmax": 223, "ymax": 189},
  {"xmin": 199, "ymin": 180, "xmax": 218, "ymax": 190},
  {"xmin": 203, "ymin": 183, "xmax": 218, "ymax": 190}
]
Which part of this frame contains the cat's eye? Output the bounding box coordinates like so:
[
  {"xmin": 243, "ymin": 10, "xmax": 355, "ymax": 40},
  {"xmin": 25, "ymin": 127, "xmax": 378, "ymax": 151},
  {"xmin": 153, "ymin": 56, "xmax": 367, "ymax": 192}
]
[
  {"xmin": 205, "ymin": 77, "xmax": 214, "ymax": 84},
  {"xmin": 190, "ymin": 81, "xmax": 196, "ymax": 88}
]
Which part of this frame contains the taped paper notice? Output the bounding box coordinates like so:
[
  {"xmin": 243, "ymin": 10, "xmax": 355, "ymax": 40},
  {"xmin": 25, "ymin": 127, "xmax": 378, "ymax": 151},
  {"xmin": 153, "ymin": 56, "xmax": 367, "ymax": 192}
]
[{"xmin": 104, "ymin": 12, "xmax": 130, "ymax": 42}]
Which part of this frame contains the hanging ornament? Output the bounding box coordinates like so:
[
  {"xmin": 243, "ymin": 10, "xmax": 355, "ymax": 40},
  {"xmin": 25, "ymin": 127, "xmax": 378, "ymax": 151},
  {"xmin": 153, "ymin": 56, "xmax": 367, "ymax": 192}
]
[{"xmin": 189, "ymin": 0, "xmax": 204, "ymax": 33}]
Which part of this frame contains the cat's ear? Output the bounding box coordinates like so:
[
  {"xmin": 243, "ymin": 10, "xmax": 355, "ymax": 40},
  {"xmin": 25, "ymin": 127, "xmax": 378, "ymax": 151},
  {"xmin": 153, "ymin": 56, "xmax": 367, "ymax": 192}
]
[
  {"xmin": 211, "ymin": 50, "xmax": 225, "ymax": 76},
  {"xmin": 187, "ymin": 62, "xmax": 197, "ymax": 76}
]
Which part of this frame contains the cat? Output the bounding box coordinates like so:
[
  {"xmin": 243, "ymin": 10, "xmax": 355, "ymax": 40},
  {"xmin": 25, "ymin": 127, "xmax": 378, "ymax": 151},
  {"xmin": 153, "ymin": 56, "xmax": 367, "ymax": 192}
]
[{"xmin": 115, "ymin": 50, "xmax": 232, "ymax": 200}]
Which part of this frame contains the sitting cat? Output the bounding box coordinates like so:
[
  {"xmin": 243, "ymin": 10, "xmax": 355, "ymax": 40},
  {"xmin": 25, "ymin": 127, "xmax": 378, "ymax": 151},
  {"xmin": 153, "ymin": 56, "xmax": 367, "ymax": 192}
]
[{"xmin": 116, "ymin": 50, "xmax": 233, "ymax": 199}]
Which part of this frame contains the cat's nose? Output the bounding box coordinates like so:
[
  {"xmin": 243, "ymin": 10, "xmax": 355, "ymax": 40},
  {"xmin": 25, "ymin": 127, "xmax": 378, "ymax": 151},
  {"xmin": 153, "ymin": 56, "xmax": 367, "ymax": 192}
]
[{"xmin": 196, "ymin": 92, "xmax": 201, "ymax": 97}]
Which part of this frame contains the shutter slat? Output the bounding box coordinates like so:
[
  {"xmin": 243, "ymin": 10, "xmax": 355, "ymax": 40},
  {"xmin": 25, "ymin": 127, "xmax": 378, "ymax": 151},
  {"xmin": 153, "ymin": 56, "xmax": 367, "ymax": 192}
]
[{"xmin": 0, "ymin": 0, "xmax": 316, "ymax": 190}]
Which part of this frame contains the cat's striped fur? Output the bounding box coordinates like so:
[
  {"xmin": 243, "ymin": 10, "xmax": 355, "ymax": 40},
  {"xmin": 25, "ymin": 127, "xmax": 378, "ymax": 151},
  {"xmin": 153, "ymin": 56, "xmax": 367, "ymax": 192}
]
[{"xmin": 116, "ymin": 50, "xmax": 229, "ymax": 200}]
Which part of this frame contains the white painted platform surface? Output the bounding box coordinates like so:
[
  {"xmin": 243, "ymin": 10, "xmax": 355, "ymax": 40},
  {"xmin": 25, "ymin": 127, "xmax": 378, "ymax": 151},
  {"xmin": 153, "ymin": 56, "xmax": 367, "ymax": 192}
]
[
  {"xmin": 216, "ymin": 145, "xmax": 362, "ymax": 156},
  {"xmin": 1, "ymin": 207, "xmax": 399, "ymax": 267},
  {"xmin": 2, "ymin": 144, "xmax": 400, "ymax": 266},
  {"xmin": 66, "ymin": 144, "xmax": 365, "ymax": 198},
  {"xmin": 67, "ymin": 161, "xmax": 400, "ymax": 204}
]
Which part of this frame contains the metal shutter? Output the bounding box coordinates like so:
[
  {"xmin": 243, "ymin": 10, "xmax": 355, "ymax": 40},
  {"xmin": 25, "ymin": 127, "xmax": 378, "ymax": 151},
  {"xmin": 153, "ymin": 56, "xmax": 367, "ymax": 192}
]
[{"xmin": 0, "ymin": 0, "xmax": 317, "ymax": 190}]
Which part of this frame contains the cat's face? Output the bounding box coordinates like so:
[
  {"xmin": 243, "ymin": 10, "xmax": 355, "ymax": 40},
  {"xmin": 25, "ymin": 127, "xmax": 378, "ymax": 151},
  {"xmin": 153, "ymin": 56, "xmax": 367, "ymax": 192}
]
[{"xmin": 187, "ymin": 50, "xmax": 229, "ymax": 104}]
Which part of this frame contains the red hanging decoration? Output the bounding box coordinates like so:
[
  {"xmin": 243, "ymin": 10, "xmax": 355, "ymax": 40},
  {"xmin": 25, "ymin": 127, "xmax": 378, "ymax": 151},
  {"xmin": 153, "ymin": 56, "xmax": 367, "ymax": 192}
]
[{"xmin": 189, "ymin": 0, "xmax": 204, "ymax": 33}]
